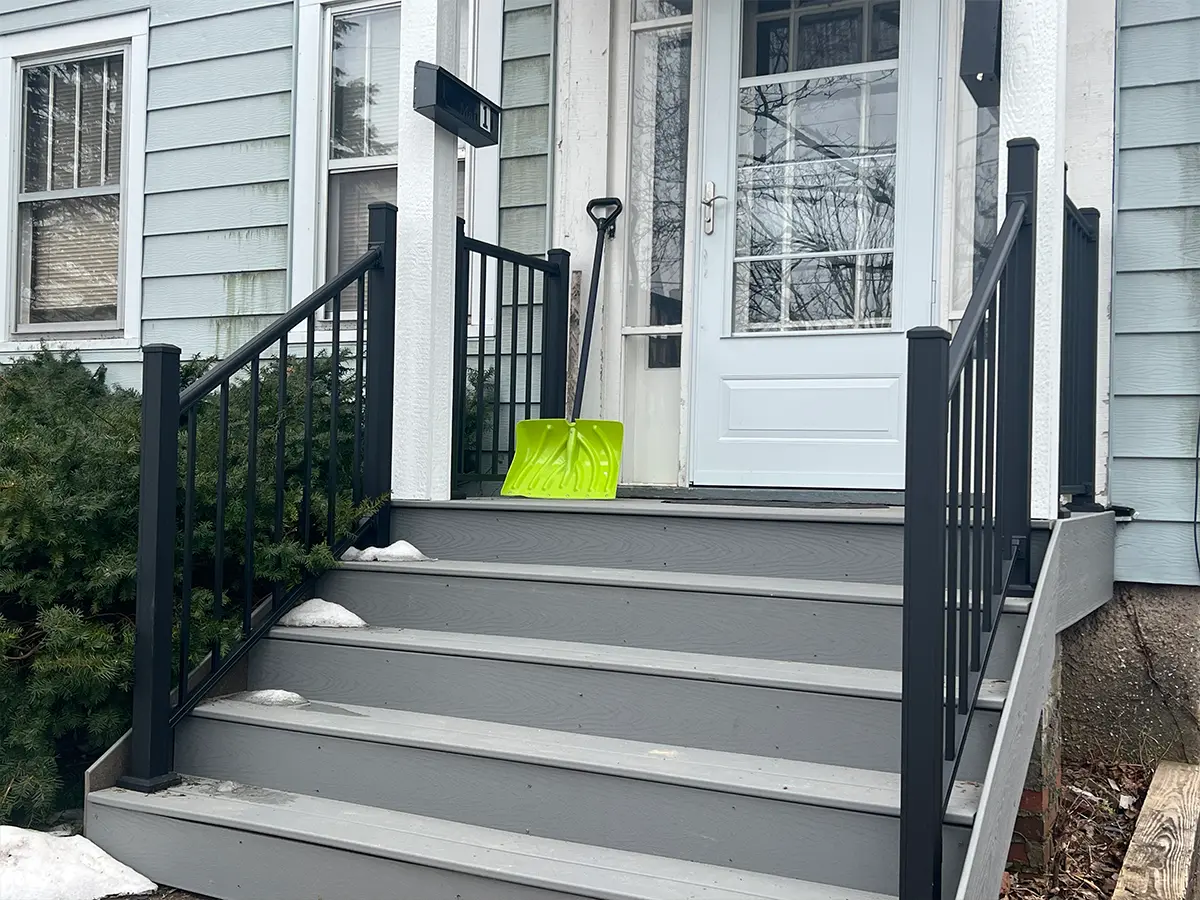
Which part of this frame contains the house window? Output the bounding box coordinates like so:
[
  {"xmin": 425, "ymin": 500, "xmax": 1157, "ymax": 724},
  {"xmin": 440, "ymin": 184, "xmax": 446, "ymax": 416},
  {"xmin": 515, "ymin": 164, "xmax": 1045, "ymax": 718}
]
[
  {"xmin": 15, "ymin": 50, "xmax": 125, "ymax": 330},
  {"xmin": 324, "ymin": 6, "xmax": 401, "ymax": 287}
]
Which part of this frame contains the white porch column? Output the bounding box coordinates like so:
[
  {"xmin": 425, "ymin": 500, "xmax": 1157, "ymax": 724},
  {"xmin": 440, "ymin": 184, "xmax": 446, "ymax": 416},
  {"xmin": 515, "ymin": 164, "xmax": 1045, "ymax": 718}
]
[
  {"xmin": 553, "ymin": 0, "xmax": 612, "ymax": 421},
  {"xmin": 999, "ymin": 0, "xmax": 1069, "ymax": 521},
  {"xmin": 391, "ymin": 0, "xmax": 459, "ymax": 500}
]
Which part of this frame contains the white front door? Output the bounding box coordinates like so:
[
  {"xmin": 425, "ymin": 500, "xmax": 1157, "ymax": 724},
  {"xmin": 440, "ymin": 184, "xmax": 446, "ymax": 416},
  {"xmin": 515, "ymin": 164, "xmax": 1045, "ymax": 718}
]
[{"xmin": 689, "ymin": 0, "xmax": 943, "ymax": 489}]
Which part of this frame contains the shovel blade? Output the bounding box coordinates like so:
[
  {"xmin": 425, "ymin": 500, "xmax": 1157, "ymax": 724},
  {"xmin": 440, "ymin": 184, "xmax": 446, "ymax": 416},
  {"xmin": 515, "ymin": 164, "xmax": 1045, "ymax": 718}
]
[{"xmin": 501, "ymin": 418, "xmax": 624, "ymax": 500}]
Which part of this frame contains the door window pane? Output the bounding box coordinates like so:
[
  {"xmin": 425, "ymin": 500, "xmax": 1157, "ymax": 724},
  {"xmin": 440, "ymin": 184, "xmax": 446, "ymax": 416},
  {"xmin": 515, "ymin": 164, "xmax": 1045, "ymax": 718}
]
[
  {"xmin": 634, "ymin": 0, "xmax": 692, "ymax": 21},
  {"xmin": 625, "ymin": 25, "xmax": 691, "ymax": 356},
  {"xmin": 734, "ymin": 1, "xmax": 898, "ymax": 333}
]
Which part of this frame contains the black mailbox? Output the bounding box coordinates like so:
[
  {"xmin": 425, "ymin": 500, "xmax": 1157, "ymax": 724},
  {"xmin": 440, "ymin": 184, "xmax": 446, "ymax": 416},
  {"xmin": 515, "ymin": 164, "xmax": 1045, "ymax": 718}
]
[{"xmin": 413, "ymin": 60, "xmax": 501, "ymax": 148}]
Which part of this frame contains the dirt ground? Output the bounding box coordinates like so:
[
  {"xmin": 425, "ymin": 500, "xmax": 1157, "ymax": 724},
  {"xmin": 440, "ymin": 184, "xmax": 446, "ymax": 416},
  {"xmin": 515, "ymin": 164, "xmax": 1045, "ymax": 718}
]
[{"xmin": 1002, "ymin": 761, "xmax": 1152, "ymax": 899}]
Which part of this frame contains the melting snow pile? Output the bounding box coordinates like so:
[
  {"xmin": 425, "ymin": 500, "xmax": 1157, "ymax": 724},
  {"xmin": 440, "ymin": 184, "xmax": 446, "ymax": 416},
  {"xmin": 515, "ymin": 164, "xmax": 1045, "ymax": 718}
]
[
  {"xmin": 342, "ymin": 539, "xmax": 431, "ymax": 562},
  {"xmin": 226, "ymin": 689, "xmax": 308, "ymax": 707},
  {"xmin": 279, "ymin": 598, "xmax": 366, "ymax": 628},
  {"xmin": 0, "ymin": 826, "xmax": 156, "ymax": 900}
]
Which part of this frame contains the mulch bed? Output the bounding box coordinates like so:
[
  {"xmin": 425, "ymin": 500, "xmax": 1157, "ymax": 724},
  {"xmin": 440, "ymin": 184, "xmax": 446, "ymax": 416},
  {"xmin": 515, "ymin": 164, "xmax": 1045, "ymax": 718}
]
[{"xmin": 1003, "ymin": 761, "xmax": 1152, "ymax": 899}]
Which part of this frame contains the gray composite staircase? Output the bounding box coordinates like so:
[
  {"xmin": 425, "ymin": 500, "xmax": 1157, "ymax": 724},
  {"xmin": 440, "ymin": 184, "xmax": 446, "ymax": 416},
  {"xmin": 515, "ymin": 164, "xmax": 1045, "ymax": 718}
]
[{"xmin": 86, "ymin": 498, "xmax": 1030, "ymax": 900}]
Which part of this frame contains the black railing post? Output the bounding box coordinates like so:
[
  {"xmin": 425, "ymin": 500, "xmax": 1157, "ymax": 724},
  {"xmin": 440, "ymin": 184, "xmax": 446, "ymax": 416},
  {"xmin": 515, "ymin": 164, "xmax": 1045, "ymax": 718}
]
[
  {"xmin": 541, "ymin": 248, "xmax": 571, "ymax": 419},
  {"xmin": 364, "ymin": 201, "xmax": 397, "ymax": 546},
  {"xmin": 997, "ymin": 138, "xmax": 1039, "ymax": 594},
  {"xmin": 899, "ymin": 326, "xmax": 951, "ymax": 900},
  {"xmin": 119, "ymin": 344, "xmax": 183, "ymax": 793},
  {"xmin": 1059, "ymin": 204, "xmax": 1102, "ymax": 511},
  {"xmin": 451, "ymin": 218, "xmax": 470, "ymax": 494}
]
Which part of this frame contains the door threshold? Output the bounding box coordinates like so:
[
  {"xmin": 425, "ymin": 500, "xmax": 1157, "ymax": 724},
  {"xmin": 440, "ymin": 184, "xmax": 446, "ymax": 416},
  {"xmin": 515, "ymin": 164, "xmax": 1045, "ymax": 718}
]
[{"xmin": 616, "ymin": 484, "xmax": 904, "ymax": 509}]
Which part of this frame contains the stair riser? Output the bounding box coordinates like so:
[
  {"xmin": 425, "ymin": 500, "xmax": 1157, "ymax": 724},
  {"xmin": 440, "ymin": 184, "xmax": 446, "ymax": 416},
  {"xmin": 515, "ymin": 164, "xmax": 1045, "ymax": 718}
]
[
  {"xmin": 175, "ymin": 717, "xmax": 970, "ymax": 897},
  {"xmin": 250, "ymin": 640, "xmax": 999, "ymax": 780},
  {"xmin": 87, "ymin": 804, "xmax": 585, "ymax": 900},
  {"xmin": 320, "ymin": 568, "xmax": 1025, "ymax": 676},
  {"xmin": 391, "ymin": 506, "xmax": 904, "ymax": 581}
]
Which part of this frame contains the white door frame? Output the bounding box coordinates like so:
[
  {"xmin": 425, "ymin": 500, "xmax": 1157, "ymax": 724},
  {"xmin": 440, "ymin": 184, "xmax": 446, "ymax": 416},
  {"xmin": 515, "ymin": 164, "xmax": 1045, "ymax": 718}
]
[{"xmin": 600, "ymin": 0, "xmax": 951, "ymax": 488}]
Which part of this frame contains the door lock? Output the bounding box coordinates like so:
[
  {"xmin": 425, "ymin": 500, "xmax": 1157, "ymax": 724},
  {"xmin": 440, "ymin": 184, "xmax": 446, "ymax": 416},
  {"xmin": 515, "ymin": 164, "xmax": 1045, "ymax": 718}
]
[{"xmin": 702, "ymin": 181, "xmax": 727, "ymax": 235}]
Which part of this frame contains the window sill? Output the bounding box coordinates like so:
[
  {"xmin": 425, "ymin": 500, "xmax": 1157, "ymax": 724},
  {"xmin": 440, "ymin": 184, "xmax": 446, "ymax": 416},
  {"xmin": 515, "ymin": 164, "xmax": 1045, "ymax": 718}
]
[{"xmin": 0, "ymin": 335, "xmax": 141, "ymax": 354}]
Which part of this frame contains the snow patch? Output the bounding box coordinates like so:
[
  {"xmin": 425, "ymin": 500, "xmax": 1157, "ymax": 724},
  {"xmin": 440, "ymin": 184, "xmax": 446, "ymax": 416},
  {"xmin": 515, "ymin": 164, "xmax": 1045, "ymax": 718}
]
[
  {"xmin": 0, "ymin": 826, "xmax": 156, "ymax": 900},
  {"xmin": 341, "ymin": 539, "xmax": 431, "ymax": 562},
  {"xmin": 279, "ymin": 598, "xmax": 366, "ymax": 628},
  {"xmin": 226, "ymin": 689, "xmax": 308, "ymax": 707}
]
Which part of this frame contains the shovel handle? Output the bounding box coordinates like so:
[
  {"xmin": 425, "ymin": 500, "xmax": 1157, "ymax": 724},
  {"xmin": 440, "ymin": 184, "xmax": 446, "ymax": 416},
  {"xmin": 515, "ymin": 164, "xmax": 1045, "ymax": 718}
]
[
  {"xmin": 573, "ymin": 197, "xmax": 624, "ymax": 423},
  {"xmin": 587, "ymin": 197, "xmax": 623, "ymax": 237}
]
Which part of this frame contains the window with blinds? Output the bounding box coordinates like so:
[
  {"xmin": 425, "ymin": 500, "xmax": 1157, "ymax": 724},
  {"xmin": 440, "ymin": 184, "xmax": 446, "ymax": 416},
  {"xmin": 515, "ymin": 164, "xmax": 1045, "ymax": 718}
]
[
  {"xmin": 325, "ymin": 6, "xmax": 400, "ymax": 303},
  {"xmin": 16, "ymin": 51, "xmax": 125, "ymax": 329}
]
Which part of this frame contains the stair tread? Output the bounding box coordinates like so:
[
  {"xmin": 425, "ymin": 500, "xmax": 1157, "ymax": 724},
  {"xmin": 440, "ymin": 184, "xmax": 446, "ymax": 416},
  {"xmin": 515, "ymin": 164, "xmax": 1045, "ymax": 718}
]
[
  {"xmin": 393, "ymin": 497, "xmax": 906, "ymax": 524},
  {"xmin": 333, "ymin": 559, "xmax": 1033, "ymax": 615},
  {"xmin": 91, "ymin": 778, "xmax": 898, "ymax": 900},
  {"xmin": 191, "ymin": 696, "xmax": 981, "ymax": 825},
  {"xmin": 267, "ymin": 625, "xmax": 1010, "ymax": 710}
]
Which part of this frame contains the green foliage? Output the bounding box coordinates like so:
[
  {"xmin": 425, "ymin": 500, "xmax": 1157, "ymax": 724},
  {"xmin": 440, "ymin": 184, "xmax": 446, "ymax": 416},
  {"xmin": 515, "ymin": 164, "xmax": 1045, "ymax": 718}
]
[{"xmin": 0, "ymin": 349, "xmax": 379, "ymax": 825}]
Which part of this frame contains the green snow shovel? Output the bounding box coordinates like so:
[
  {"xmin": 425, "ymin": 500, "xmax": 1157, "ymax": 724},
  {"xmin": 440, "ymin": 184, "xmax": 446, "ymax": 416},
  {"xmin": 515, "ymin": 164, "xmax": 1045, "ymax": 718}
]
[{"xmin": 502, "ymin": 197, "xmax": 625, "ymax": 500}]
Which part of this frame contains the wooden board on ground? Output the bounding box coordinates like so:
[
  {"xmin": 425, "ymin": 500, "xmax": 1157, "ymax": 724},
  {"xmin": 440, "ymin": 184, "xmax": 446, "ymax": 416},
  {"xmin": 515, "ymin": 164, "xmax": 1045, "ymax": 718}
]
[{"xmin": 1113, "ymin": 761, "xmax": 1200, "ymax": 900}]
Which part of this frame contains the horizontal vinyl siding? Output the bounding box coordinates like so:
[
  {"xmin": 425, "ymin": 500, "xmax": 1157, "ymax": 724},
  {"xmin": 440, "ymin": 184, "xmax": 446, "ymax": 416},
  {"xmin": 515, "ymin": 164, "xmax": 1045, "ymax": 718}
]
[
  {"xmin": 141, "ymin": 0, "xmax": 294, "ymax": 358},
  {"xmin": 499, "ymin": 0, "xmax": 553, "ymax": 256},
  {"xmin": 1111, "ymin": 7, "xmax": 1200, "ymax": 584},
  {"xmin": 0, "ymin": 0, "xmax": 295, "ymax": 365}
]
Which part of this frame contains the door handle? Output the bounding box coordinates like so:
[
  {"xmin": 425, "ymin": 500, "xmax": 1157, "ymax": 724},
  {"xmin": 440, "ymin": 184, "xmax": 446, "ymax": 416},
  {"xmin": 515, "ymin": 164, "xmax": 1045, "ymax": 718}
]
[{"xmin": 702, "ymin": 181, "xmax": 727, "ymax": 235}]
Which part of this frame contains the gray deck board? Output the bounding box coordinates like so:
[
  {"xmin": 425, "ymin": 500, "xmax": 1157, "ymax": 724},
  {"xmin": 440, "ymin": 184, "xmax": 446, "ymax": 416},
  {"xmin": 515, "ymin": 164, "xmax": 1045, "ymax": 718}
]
[{"xmin": 88, "ymin": 781, "xmax": 898, "ymax": 900}]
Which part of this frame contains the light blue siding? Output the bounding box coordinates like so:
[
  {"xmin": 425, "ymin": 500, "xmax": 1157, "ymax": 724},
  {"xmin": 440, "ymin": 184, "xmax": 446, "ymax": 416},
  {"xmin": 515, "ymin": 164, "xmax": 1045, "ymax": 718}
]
[
  {"xmin": 1111, "ymin": 6, "xmax": 1200, "ymax": 584},
  {"xmin": 139, "ymin": 0, "xmax": 294, "ymax": 358},
  {"xmin": 499, "ymin": 0, "xmax": 554, "ymax": 256},
  {"xmin": 0, "ymin": 0, "xmax": 295, "ymax": 367}
]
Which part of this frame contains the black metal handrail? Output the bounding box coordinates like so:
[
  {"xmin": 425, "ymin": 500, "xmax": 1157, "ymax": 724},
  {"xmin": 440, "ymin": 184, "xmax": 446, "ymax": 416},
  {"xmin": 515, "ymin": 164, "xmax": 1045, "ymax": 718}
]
[
  {"xmin": 119, "ymin": 202, "xmax": 398, "ymax": 792},
  {"xmin": 1059, "ymin": 194, "xmax": 1101, "ymax": 511},
  {"xmin": 451, "ymin": 218, "xmax": 570, "ymax": 494},
  {"xmin": 899, "ymin": 139, "xmax": 1039, "ymax": 899}
]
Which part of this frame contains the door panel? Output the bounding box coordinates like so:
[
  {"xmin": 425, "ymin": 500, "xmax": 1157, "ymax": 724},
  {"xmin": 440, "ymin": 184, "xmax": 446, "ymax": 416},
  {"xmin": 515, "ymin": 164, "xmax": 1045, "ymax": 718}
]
[{"xmin": 689, "ymin": 0, "xmax": 942, "ymax": 489}]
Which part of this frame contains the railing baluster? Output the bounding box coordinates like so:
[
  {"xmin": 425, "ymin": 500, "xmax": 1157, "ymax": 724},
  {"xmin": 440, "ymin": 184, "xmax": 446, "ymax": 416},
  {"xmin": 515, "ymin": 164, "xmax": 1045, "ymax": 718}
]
[
  {"xmin": 493, "ymin": 261, "xmax": 505, "ymax": 476},
  {"xmin": 983, "ymin": 303, "xmax": 997, "ymax": 630},
  {"xmin": 273, "ymin": 334, "xmax": 287, "ymax": 611},
  {"xmin": 243, "ymin": 357, "xmax": 259, "ymax": 637},
  {"xmin": 354, "ymin": 276, "xmax": 365, "ymax": 505},
  {"xmin": 959, "ymin": 358, "xmax": 974, "ymax": 706},
  {"xmin": 972, "ymin": 329, "xmax": 987, "ymax": 653},
  {"xmin": 526, "ymin": 264, "xmax": 535, "ymax": 421},
  {"xmin": 509, "ymin": 263, "xmax": 520, "ymax": 466},
  {"xmin": 945, "ymin": 382, "xmax": 961, "ymax": 759},
  {"xmin": 212, "ymin": 380, "xmax": 230, "ymax": 666},
  {"xmin": 328, "ymin": 292, "xmax": 341, "ymax": 544},
  {"xmin": 180, "ymin": 409, "xmax": 197, "ymax": 706},
  {"xmin": 476, "ymin": 255, "xmax": 487, "ymax": 477},
  {"xmin": 302, "ymin": 315, "xmax": 315, "ymax": 549}
]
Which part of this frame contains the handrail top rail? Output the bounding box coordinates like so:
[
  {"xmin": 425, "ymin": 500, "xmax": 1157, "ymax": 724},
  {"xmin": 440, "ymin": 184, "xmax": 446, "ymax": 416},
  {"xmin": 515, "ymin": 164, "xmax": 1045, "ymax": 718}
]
[
  {"xmin": 179, "ymin": 246, "xmax": 382, "ymax": 412},
  {"xmin": 460, "ymin": 233, "xmax": 562, "ymax": 275},
  {"xmin": 1064, "ymin": 196, "xmax": 1099, "ymax": 240},
  {"xmin": 944, "ymin": 198, "xmax": 1028, "ymax": 394}
]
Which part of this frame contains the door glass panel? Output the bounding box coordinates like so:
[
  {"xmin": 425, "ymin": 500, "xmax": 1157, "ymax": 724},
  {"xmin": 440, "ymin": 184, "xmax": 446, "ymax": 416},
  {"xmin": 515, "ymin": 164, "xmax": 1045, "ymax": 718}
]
[{"xmin": 733, "ymin": 0, "xmax": 899, "ymax": 333}]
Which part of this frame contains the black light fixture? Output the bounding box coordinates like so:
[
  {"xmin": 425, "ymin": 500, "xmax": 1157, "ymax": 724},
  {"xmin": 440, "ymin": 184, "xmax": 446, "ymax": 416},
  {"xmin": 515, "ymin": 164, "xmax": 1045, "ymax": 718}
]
[{"xmin": 960, "ymin": 0, "xmax": 1002, "ymax": 109}]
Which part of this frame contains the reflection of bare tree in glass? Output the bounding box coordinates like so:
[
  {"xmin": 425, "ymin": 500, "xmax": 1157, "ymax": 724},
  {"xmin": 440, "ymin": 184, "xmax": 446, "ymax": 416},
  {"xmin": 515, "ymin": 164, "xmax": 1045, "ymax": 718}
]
[
  {"xmin": 737, "ymin": 73, "xmax": 896, "ymax": 327},
  {"xmin": 331, "ymin": 17, "xmax": 397, "ymax": 159},
  {"xmin": 627, "ymin": 32, "xmax": 690, "ymax": 318},
  {"xmin": 972, "ymin": 107, "xmax": 1001, "ymax": 282}
]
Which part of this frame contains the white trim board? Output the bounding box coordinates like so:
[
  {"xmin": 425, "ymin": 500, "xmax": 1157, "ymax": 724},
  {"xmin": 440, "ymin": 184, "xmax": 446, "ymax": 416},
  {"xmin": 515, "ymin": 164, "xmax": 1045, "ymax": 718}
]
[
  {"xmin": 955, "ymin": 511, "xmax": 1115, "ymax": 899},
  {"xmin": 0, "ymin": 11, "xmax": 149, "ymax": 353}
]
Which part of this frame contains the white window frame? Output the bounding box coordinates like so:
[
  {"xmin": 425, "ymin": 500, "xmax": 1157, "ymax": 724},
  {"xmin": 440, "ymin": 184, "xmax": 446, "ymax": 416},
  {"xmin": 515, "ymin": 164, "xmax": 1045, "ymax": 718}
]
[
  {"xmin": 291, "ymin": 0, "xmax": 501, "ymax": 318},
  {"xmin": 0, "ymin": 12, "xmax": 147, "ymax": 351}
]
